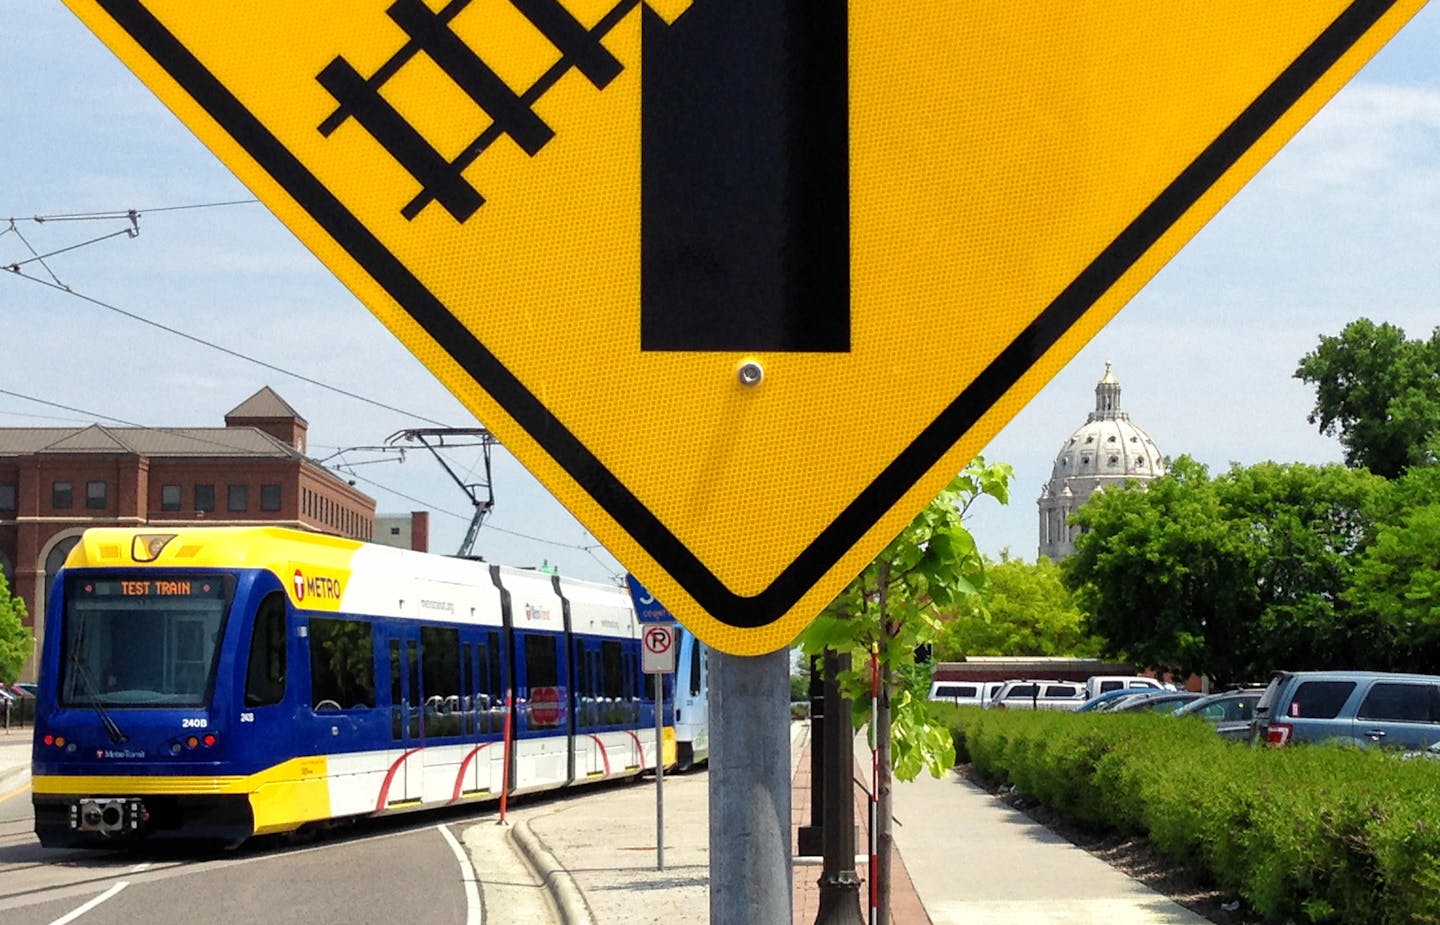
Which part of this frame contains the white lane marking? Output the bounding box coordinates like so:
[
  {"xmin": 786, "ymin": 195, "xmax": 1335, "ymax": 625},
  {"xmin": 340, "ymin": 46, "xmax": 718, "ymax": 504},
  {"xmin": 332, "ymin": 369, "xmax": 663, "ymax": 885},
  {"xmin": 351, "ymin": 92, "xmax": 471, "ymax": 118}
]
[
  {"xmin": 439, "ymin": 824, "xmax": 483, "ymax": 925},
  {"xmin": 47, "ymin": 881, "xmax": 129, "ymax": 925},
  {"xmin": 127, "ymin": 862, "xmax": 152, "ymax": 873}
]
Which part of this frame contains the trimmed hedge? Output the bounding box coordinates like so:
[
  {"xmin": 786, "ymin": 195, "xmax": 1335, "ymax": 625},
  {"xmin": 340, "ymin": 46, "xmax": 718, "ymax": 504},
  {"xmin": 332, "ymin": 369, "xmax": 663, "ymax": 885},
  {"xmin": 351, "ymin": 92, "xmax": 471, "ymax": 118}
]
[{"xmin": 944, "ymin": 708, "xmax": 1440, "ymax": 925}]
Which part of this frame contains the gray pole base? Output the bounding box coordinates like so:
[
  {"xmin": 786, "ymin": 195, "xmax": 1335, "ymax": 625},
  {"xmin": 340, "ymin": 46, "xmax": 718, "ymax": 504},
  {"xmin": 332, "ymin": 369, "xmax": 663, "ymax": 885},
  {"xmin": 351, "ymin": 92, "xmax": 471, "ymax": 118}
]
[
  {"xmin": 709, "ymin": 648, "xmax": 792, "ymax": 925},
  {"xmin": 814, "ymin": 871, "xmax": 866, "ymax": 925}
]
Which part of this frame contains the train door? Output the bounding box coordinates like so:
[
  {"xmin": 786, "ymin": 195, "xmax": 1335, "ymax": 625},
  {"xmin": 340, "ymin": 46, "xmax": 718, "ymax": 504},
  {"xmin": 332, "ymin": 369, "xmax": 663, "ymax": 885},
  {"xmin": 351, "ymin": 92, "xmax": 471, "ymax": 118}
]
[
  {"xmin": 455, "ymin": 632, "xmax": 502, "ymax": 798},
  {"xmin": 573, "ymin": 639, "xmax": 607, "ymax": 779},
  {"xmin": 455, "ymin": 638, "xmax": 480, "ymax": 797},
  {"xmin": 386, "ymin": 630, "xmax": 424, "ymax": 805},
  {"xmin": 515, "ymin": 629, "xmax": 570, "ymax": 791}
]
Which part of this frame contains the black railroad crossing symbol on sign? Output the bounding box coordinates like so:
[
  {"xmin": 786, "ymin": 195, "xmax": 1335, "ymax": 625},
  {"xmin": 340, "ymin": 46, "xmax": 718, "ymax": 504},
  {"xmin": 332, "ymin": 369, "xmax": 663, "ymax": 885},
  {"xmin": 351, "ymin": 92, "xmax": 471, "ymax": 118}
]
[{"xmin": 315, "ymin": 0, "xmax": 850, "ymax": 354}]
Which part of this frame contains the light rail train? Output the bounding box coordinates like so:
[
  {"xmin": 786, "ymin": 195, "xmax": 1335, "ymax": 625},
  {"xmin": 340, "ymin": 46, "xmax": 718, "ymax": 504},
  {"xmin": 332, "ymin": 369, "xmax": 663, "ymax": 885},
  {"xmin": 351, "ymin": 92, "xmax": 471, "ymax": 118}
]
[{"xmin": 31, "ymin": 526, "xmax": 706, "ymax": 848}]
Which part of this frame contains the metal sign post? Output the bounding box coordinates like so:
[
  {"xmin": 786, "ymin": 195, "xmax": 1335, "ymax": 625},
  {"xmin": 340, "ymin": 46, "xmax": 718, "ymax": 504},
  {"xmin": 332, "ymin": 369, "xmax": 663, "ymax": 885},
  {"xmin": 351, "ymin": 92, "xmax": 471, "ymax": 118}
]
[
  {"xmin": 642, "ymin": 622, "xmax": 677, "ymax": 871},
  {"xmin": 655, "ymin": 670, "xmax": 665, "ymax": 871}
]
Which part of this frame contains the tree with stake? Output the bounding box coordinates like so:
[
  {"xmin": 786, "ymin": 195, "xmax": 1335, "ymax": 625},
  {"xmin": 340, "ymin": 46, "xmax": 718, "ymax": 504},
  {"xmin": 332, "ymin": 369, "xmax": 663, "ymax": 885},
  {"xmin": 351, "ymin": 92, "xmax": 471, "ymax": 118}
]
[{"xmin": 799, "ymin": 457, "xmax": 1010, "ymax": 925}]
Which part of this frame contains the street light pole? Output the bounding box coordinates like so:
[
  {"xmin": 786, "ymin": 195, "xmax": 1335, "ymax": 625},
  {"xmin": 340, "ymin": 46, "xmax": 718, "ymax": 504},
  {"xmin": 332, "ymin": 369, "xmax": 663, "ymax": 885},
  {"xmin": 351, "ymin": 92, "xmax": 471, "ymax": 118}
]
[{"xmin": 814, "ymin": 648, "xmax": 864, "ymax": 925}]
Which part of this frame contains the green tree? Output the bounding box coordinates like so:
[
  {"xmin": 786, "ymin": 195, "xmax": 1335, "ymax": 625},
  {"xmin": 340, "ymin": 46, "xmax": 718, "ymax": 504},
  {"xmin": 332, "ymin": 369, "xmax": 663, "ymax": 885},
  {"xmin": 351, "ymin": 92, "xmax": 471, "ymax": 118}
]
[
  {"xmin": 799, "ymin": 456, "xmax": 1010, "ymax": 925},
  {"xmin": 1064, "ymin": 457, "xmax": 1244, "ymax": 680},
  {"xmin": 1295, "ymin": 318, "xmax": 1440, "ymax": 478},
  {"xmin": 1064, "ymin": 457, "xmax": 1384, "ymax": 683},
  {"xmin": 1213, "ymin": 461, "xmax": 1386, "ymax": 674},
  {"xmin": 0, "ymin": 570, "xmax": 33, "ymax": 684},
  {"xmin": 1345, "ymin": 504, "xmax": 1440, "ymax": 671},
  {"xmin": 935, "ymin": 554, "xmax": 1100, "ymax": 659}
]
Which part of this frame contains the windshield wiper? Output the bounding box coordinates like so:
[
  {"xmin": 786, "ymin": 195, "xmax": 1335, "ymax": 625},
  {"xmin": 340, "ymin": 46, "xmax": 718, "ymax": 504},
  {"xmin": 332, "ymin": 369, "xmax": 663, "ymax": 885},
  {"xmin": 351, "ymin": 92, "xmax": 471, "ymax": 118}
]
[{"xmin": 68, "ymin": 618, "xmax": 127, "ymax": 745}]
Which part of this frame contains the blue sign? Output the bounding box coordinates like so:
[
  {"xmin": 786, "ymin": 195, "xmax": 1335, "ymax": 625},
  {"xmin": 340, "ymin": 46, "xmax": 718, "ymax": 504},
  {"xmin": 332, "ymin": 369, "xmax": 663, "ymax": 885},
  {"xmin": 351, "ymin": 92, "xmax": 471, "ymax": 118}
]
[{"xmin": 626, "ymin": 574, "xmax": 674, "ymax": 624}]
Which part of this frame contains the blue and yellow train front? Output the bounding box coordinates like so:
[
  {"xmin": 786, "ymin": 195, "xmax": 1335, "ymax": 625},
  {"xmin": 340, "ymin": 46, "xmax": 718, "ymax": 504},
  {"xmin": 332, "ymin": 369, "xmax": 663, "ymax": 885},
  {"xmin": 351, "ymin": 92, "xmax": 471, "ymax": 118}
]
[{"xmin": 32, "ymin": 530, "xmax": 330, "ymax": 848}]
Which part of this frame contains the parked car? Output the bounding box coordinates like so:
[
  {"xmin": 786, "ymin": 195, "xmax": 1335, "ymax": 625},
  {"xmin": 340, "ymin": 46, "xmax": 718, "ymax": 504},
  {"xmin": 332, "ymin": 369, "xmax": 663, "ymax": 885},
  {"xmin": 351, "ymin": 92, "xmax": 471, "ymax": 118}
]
[
  {"xmin": 985, "ymin": 679, "xmax": 1087, "ymax": 711},
  {"xmin": 12, "ymin": 682, "xmax": 36, "ymax": 698},
  {"xmin": 1251, "ymin": 670, "xmax": 1440, "ymax": 750},
  {"xmin": 1174, "ymin": 689, "xmax": 1262, "ymax": 739},
  {"xmin": 1108, "ymin": 691, "xmax": 1204, "ymax": 713},
  {"xmin": 1083, "ymin": 675, "xmax": 1166, "ymax": 699},
  {"xmin": 1086, "ymin": 689, "xmax": 1161, "ymax": 712},
  {"xmin": 1076, "ymin": 688, "xmax": 1152, "ymax": 712},
  {"xmin": 927, "ymin": 680, "xmax": 1005, "ymax": 708}
]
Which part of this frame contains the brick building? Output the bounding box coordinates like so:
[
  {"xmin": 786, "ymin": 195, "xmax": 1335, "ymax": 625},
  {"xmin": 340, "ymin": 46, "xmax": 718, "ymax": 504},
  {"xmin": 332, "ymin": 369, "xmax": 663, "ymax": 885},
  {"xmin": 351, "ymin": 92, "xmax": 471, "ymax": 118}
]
[{"xmin": 0, "ymin": 387, "xmax": 377, "ymax": 673}]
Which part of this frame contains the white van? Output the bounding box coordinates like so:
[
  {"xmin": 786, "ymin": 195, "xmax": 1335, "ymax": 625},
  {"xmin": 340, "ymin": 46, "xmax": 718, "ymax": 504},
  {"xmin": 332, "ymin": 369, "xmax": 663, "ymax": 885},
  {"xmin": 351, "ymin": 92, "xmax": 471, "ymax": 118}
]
[
  {"xmin": 1084, "ymin": 675, "xmax": 1166, "ymax": 700},
  {"xmin": 985, "ymin": 679, "xmax": 1088, "ymax": 711},
  {"xmin": 927, "ymin": 680, "xmax": 1005, "ymax": 708}
]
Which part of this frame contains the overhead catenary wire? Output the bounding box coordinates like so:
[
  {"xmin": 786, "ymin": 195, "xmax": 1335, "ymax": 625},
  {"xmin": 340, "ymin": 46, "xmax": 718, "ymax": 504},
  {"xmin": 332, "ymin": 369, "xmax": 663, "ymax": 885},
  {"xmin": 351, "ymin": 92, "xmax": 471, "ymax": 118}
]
[
  {"xmin": 5, "ymin": 270, "xmax": 452, "ymax": 428},
  {"xmin": 20, "ymin": 199, "xmax": 260, "ymax": 222},
  {"xmin": 3, "ymin": 202, "xmax": 451, "ymax": 427},
  {"xmin": 1, "ymin": 200, "xmax": 616, "ymax": 574}
]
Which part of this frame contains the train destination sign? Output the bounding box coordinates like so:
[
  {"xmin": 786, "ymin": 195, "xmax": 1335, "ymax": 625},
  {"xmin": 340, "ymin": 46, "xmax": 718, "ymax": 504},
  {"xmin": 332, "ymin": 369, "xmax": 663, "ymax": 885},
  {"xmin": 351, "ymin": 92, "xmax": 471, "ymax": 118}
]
[{"xmin": 62, "ymin": 0, "xmax": 1427, "ymax": 655}]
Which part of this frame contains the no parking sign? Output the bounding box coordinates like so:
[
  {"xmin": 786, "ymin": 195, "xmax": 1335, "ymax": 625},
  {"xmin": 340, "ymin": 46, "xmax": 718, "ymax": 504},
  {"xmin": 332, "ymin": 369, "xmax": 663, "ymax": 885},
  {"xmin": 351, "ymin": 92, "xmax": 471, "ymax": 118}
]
[{"xmin": 642, "ymin": 624, "xmax": 676, "ymax": 675}]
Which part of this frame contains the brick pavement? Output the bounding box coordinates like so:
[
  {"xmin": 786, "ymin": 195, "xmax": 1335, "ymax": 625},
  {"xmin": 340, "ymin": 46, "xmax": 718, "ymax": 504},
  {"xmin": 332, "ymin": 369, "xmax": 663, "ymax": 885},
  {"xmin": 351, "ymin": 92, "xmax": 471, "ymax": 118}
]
[{"xmin": 790, "ymin": 738, "xmax": 931, "ymax": 925}]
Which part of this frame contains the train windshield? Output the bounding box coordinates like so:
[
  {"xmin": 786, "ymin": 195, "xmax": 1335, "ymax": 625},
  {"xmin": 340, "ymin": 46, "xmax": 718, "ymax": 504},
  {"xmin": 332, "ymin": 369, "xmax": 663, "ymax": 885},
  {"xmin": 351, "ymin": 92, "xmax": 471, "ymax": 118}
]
[{"xmin": 59, "ymin": 574, "xmax": 235, "ymax": 708}]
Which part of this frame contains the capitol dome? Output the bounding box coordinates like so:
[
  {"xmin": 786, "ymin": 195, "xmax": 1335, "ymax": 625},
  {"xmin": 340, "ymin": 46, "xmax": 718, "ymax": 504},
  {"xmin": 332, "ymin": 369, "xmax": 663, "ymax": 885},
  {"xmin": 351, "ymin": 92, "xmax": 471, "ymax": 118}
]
[{"xmin": 1038, "ymin": 364, "xmax": 1167, "ymax": 560}]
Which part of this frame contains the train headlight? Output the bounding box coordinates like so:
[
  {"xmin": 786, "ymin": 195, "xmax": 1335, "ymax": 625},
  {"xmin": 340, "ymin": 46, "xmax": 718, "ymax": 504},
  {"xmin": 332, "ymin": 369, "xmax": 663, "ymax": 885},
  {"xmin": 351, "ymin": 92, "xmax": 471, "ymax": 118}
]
[{"xmin": 132, "ymin": 533, "xmax": 176, "ymax": 562}]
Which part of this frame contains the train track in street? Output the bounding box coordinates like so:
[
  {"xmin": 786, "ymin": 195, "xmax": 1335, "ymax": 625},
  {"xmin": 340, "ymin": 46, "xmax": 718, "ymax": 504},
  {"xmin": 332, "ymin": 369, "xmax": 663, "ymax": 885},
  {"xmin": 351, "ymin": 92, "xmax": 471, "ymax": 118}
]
[{"xmin": 0, "ymin": 777, "xmax": 507, "ymax": 925}]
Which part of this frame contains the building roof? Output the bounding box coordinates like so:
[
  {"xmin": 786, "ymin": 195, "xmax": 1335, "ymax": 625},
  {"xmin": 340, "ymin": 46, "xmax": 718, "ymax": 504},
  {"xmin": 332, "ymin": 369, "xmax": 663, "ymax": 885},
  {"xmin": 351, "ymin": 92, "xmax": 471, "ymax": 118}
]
[
  {"xmin": 226, "ymin": 386, "xmax": 306, "ymax": 424},
  {"xmin": 0, "ymin": 424, "xmax": 304, "ymax": 459}
]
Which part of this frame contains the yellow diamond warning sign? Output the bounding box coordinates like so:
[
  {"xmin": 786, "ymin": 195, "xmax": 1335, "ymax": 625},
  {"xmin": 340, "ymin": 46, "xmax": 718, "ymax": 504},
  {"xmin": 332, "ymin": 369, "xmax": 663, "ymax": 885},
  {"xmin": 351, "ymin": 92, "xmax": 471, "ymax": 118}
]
[{"xmin": 63, "ymin": 0, "xmax": 1427, "ymax": 654}]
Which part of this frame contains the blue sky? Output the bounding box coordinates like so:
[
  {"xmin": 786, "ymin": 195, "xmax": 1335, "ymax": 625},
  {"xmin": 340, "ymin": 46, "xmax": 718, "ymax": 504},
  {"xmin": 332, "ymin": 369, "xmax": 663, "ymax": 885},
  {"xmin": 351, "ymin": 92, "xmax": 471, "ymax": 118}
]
[{"xmin": 4, "ymin": 3, "xmax": 1439, "ymax": 584}]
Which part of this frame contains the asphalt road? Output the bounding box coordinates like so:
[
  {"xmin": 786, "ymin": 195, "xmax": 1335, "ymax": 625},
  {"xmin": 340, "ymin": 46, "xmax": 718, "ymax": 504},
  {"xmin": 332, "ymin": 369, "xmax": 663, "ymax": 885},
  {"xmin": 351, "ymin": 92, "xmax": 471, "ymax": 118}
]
[{"xmin": 0, "ymin": 783, "xmax": 484, "ymax": 925}]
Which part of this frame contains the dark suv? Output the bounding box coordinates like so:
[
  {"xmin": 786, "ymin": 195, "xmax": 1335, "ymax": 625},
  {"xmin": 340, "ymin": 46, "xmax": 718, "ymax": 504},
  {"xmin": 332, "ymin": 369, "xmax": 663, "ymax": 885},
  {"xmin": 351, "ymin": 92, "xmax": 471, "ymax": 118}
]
[{"xmin": 1251, "ymin": 670, "xmax": 1440, "ymax": 749}]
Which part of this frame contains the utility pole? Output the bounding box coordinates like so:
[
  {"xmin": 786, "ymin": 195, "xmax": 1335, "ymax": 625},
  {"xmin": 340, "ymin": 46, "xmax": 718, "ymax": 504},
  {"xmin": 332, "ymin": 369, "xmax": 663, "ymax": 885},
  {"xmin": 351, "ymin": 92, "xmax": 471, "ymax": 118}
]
[{"xmin": 710, "ymin": 649, "xmax": 791, "ymax": 925}]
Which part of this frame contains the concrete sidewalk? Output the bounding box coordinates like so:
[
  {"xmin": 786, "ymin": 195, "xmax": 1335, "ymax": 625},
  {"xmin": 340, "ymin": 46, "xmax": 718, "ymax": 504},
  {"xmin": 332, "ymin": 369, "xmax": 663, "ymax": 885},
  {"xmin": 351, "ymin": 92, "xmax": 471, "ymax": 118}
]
[
  {"xmin": 891, "ymin": 765, "xmax": 1210, "ymax": 925},
  {"xmin": 505, "ymin": 722, "xmax": 1214, "ymax": 925},
  {"xmin": 0, "ymin": 727, "xmax": 31, "ymax": 791}
]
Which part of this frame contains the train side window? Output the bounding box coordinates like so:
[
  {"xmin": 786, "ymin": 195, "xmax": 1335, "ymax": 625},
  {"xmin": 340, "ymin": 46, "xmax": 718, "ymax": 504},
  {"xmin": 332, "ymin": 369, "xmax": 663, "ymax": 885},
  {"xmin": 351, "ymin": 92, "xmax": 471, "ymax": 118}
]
[
  {"xmin": 421, "ymin": 626, "xmax": 462, "ymax": 737},
  {"xmin": 406, "ymin": 640, "xmax": 420, "ymax": 737},
  {"xmin": 486, "ymin": 632, "xmax": 503, "ymax": 701},
  {"xmin": 390, "ymin": 639, "xmax": 403, "ymax": 739},
  {"xmin": 462, "ymin": 642, "xmax": 474, "ymax": 735},
  {"xmin": 601, "ymin": 641, "xmax": 624, "ymax": 699},
  {"xmin": 243, "ymin": 592, "xmax": 286, "ymax": 707},
  {"xmin": 525, "ymin": 634, "xmax": 558, "ymax": 688},
  {"xmin": 570, "ymin": 636, "xmax": 587, "ymax": 723},
  {"xmin": 628, "ymin": 646, "xmax": 641, "ymax": 722},
  {"xmin": 482, "ymin": 632, "xmax": 503, "ymax": 734},
  {"xmin": 309, "ymin": 617, "xmax": 375, "ymax": 711},
  {"xmin": 689, "ymin": 639, "xmax": 702, "ymax": 696}
]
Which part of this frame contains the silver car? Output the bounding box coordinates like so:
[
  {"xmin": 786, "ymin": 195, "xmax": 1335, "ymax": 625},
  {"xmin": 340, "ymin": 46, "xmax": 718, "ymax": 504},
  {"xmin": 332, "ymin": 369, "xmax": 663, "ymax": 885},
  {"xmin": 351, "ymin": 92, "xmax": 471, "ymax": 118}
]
[{"xmin": 1174, "ymin": 690, "xmax": 1262, "ymax": 740}]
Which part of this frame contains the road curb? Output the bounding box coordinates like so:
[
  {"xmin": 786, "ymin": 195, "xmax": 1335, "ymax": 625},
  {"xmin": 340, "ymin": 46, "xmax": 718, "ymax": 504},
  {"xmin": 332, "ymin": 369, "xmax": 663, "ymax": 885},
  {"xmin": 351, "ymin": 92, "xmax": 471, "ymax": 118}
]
[{"xmin": 511, "ymin": 816, "xmax": 595, "ymax": 925}]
